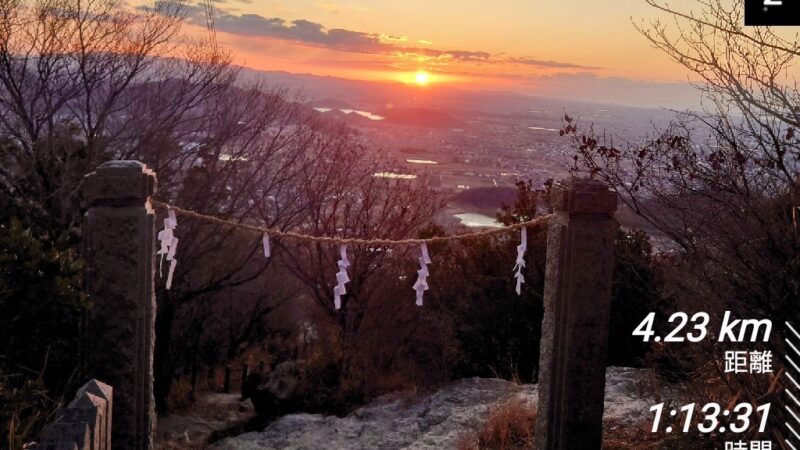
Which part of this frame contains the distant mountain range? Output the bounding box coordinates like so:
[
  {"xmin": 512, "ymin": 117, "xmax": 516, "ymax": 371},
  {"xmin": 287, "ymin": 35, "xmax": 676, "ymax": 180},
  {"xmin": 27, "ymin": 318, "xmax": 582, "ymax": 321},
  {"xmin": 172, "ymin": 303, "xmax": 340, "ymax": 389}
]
[{"xmin": 238, "ymin": 68, "xmax": 681, "ymax": 119}]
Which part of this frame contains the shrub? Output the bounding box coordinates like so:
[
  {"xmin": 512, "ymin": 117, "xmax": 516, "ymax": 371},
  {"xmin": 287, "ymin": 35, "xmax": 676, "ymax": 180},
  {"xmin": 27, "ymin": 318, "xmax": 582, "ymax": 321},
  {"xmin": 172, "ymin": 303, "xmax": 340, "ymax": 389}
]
[
  {"xmin": 441, "ymin": 181, "xmax": 662, "ymax": 384},
  {"xmin": 0, "ymin": 218, "xmax": 87, "ymax": 447},
  {"xmin": 608, "ymin": 230, "xmax": 663, "ymax": 368},
  {"xmin": 0, "ymin": 372, "xmax": 55, "ymax": 450}
]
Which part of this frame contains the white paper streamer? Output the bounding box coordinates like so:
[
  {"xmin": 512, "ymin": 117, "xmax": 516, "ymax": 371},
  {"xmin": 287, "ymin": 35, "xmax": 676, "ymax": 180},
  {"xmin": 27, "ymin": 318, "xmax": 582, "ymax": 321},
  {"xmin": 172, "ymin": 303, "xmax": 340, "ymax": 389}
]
[
  {"xmin": 157, "ymin": 227, "xmax": 172, "ymax": 275},
  {"xmin": 262, "ymin": 233, "xmax": 271, "ymax": 258},
  {"xmin": 166, "ymin": 209, "xmax": 177, "ymax": 229},
  {"xmin": 157, "ymin": 209, "xmax": 179, "ymax": 289},
  {"xmin": 333, "ymin": 245, "xmax": 350, "ymax": 310},
  {"xmin": 166, "ymin": 237, "xmax": 178, "ymax": 261},
  {"xmin": 421, "ymin": 242, "xmax": 431, "ymax": 264},
  {"xmin": 412, "ymin": 243, "xmax": 431, "ymax": 306},
  {"xmin": 166, "ymin": 259, "xmax": 177, "ymax": 290},
  {"xmin": 513, "ymin": 228, "xmax": 527, "ymax": 295}
]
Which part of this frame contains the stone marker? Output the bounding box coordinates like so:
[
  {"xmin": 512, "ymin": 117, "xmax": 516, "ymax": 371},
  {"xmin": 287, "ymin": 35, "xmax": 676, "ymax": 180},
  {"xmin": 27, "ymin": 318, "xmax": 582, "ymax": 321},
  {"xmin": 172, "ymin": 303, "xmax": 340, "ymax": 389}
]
[
  {"xmin": 37, "ymin": 379, "xmax": 113, "ymax": 450},
  {"xmin": 83, "ymin": 161, "xmax": 157, "ymax": 449},
  {"xmin": 39, "ymin": 422, "xmax": 90, "ymax": 450},
  {"xmin": 535, "ymin": 179, "xmax": 618, "ymax": 450},
  {"xmin": 73, "ymin": 380, "xmax": 113, "ymax": 450},
  {"xmin": 61, "ymin": 393, "xmax": 103, "ymax": 450}
]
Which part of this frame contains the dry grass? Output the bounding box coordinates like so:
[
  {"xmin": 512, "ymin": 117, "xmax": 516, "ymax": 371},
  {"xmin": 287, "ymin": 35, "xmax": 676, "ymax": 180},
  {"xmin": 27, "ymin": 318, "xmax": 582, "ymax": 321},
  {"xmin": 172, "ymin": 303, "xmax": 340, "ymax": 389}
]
[
  {"xmin": 455, "ymin": 386, "xmax": 707, "ymax": 450},
  {"xmin": 457, "ymin": 397, "xmax": 537, "ymax": 450},
  {"xmin": 166, "ymin": 378, "xmax": 196, "ymax": 411}
]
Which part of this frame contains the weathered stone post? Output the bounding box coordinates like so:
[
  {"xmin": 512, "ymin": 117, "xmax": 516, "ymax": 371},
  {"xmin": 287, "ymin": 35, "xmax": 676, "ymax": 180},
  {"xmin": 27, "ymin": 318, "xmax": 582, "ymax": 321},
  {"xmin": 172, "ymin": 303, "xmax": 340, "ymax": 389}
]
[
  {"xmin": 83, "ymin": 161, "xmax": 157, "ymax": 450},
  {"xmin": 535, "ymin": 179, "xmax": 617, "ymax": 450}
]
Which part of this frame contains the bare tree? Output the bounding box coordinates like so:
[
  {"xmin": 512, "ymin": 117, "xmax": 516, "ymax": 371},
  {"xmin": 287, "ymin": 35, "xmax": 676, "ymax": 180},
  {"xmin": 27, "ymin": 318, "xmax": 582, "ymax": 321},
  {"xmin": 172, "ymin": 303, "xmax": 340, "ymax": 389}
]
[
  {"xmin": 565, "ymin": 1, "xmax": 798, "ymax": 441},
  {"xmin": 0, "ymin": 0, "xmax": 232, "ymax": 233},
  {"xmin": 279, "ymin": 141, "xmax": 441, "ymax": 377},
  {"xmin": 569, "ymin": 0, "xmax": 798, "ymax": 314},
  {"xmin": 0, "ymin": 0, "xmax": 444, "ymax": 412}
]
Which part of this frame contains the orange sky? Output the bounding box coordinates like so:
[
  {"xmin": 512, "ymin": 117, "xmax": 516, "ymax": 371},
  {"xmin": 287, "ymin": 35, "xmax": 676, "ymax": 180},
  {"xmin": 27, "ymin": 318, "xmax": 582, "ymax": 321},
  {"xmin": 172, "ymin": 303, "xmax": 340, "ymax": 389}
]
[
  {"xmin": 136, "ymin": 0, "xmax": 751, "ymax": 107},
  {"xmin": 172, "ymin": 0, "xmax": 696, "ymax": 90}
]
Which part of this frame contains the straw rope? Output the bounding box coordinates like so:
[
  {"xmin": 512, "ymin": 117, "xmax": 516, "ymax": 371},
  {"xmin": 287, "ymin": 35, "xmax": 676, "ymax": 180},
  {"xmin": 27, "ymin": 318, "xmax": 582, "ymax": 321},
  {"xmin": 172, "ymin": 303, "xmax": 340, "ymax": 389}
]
[{"xmin": 150, "ymin": 201, "xmax": 554, "ymax": 246}]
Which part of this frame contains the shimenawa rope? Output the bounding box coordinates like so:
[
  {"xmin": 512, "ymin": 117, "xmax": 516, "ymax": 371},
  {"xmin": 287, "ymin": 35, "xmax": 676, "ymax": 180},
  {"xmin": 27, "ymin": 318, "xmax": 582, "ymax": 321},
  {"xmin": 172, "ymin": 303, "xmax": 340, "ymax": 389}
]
[{"xmin": 150, "ymin": 200, "xmax": 553, "ymax": 246}]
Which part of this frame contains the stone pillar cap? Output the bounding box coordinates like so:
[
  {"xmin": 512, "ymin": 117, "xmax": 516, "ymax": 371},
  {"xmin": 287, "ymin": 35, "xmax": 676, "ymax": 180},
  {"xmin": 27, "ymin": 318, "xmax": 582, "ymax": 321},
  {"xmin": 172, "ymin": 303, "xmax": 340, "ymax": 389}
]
[
  {"xmin": 69, "ymin": 391, "xmax": 105, "ymax": 410},
  {"xmin": 84, "ymin": 160, "xmax": 156, "ymax": 206},
  {"xmin": 75, "ymin": 379, "xmax": 113, "ymax": 403},
  {"xmin": 551, "ymin": 178, "xmax": 617, "ymax": 216}
]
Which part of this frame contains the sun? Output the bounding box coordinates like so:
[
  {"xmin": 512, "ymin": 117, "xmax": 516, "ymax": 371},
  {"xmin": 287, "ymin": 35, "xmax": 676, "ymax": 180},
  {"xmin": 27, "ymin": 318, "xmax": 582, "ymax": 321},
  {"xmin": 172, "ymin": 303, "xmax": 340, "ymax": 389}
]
[{"xmin": 414, "ymin": 71, "xmax": 430, "ymax": 86}]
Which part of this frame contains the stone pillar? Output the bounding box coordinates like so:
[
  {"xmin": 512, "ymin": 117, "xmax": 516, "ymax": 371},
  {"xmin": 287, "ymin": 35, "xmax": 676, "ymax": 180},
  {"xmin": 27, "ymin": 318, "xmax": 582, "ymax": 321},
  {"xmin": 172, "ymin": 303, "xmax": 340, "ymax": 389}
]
[
  {"xmin": 535, "ymin": 179, "xmax": 617, "ymax": 450},
  {"xmin": 83, "ymin": 161, "xmax": 157, "ymax": 450}
]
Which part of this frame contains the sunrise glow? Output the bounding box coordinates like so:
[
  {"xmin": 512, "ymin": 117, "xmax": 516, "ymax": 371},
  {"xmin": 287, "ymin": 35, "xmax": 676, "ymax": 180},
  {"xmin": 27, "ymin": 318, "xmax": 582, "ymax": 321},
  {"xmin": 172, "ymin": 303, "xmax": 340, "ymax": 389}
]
[
  {"xmin": 166, "ymin": 0, "xmax": 710, "ymax": 105},
  {"xmin": 414, "ymin": 71, "xmax": 430, "ymax": 86}
]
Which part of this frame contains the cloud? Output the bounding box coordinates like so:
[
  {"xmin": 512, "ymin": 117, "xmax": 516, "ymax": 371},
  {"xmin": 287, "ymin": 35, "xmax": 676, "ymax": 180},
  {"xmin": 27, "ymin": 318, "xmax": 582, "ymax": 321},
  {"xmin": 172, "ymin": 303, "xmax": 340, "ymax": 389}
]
[
  {"xmin": 509, "ymin": 57, "xmax": 602, "ymax": 70},
  {"xmin": 202, "ymin": 11, "xmax": 392, "ymax": 53},
  {"xmin": 379, "ymin": 34, "xmax": 408, "ymax": 44},
  {"xmin": 157, "ymin": 2, "xmax": 597, "ymax": 70}
]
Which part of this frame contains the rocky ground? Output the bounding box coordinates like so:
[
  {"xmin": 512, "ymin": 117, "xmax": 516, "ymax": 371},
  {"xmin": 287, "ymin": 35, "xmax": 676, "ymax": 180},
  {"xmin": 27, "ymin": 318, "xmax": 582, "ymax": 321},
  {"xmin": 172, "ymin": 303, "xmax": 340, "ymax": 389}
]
[
  {"xmin": 156, "ymin": 393, "xmax": 256, "ymax": 449},
  {"xmin": 210, "ymin": 367, "xmax": 671, "ymax": 450}
]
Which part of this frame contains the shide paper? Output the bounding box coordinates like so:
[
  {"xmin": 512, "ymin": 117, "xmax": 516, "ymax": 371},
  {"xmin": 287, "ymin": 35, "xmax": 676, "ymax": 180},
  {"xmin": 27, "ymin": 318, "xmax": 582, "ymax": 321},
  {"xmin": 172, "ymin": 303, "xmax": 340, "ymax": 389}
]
[
  {"xmin": 262, "ymin": 233, "xmax": 271, "ymax": 258},
  {"xmin": 334, "ymin": 245, "xmax": 350, "ymax": 310},
  {"xmin": 157, "ymin": 209, "xmax": 179, "ymax": 290},
  {"xmin": 413, "ymin": 242, "xmax": 431, "ymax": 306},
  {"xmin": 513, "ymin": 228, "xmax": 527, "ymax": 295}
]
